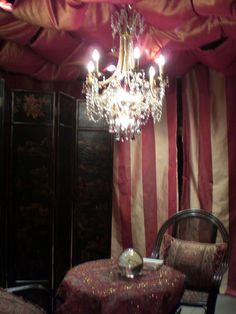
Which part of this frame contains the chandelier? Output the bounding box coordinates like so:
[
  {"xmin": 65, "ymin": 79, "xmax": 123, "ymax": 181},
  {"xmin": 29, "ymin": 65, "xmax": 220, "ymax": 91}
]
[{"xmin": 83, "ymin": 5, "xmax": 168, "ymax": 141}]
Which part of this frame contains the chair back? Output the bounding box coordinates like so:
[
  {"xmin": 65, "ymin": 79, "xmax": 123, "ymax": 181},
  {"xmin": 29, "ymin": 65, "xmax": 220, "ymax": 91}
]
[
  {"xmin": 151, "ymin": 209, "xmax": 230, "ymax": 314},
  {"xmin": 151, "ymin": 208, "xmax": 229, "ymax": 259}
]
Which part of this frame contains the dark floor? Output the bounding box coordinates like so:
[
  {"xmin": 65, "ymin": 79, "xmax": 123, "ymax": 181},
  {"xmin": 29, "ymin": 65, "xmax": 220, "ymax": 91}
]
[{"xmin": 181, "ymin": 294, "xmax": 236, "ymax": 314}]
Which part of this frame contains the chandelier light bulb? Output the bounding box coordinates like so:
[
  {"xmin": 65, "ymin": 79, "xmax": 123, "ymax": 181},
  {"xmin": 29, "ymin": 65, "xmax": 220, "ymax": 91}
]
[
  {"xmin": 149, "ymin": 66, "xmax": 155, "ymax": 78},
  {"xmin": 149, "ymin": 66, "xmax": 155, "ymax": 87},
  {"xmin": 133, "ymin": 47, "xmax": 141, "ymax": 69},
  {"xmin": 87, "ymin": 61, "xmax": 95, "ymax": 73},
  {"xmin": 106, "ymin": 64, "xmax": 116, "ymax": 72},
  {"xmin": 92, "ymin": 49, "xmax": 100, "ymax": 62},
  {"xmin": 92, "ymin": 49, "xmax": 100, "ymax": 73},
  {"xmin": 155, "ymin": 54, "xmax": 165, "ymax": 75},
  {"xmin": 133, "ymin": 47, "xmax": 141, "ymax": 59}
]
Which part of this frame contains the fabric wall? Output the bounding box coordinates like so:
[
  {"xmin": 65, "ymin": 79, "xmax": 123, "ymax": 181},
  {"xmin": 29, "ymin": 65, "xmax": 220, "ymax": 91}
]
[
  {"xmin": 111, "ymin": 80, "xmax": 178, "ymax": 259},
  {"xmin": 181, "ymin": 64, "xmax": 236, "ymax": 296}
]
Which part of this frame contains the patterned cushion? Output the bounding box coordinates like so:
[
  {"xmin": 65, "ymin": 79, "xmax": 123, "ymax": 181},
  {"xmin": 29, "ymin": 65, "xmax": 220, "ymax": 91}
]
[
  {"xmin": 0, "ymin": 288, "xmax": 46, "ymax": 314},
  {"xmin": 161, "ymin": 234, "xmax": 227, "ymax": 291}
]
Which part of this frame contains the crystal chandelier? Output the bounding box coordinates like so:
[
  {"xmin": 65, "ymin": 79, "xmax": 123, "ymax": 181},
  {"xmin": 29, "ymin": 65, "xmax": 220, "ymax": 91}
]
[{"xmin": 83, "ymin": 5, "xmax": 168, "ymax": 141}]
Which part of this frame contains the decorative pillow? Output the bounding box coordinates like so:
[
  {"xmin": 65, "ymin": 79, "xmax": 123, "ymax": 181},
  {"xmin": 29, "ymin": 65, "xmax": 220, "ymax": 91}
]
[
  {"xmin": 0, "ymin": 288, "xmax": 46, "ymax": 314},
  {"xmin": 161, "ymin": 234, "xmax": 227, "ymax": 291}
]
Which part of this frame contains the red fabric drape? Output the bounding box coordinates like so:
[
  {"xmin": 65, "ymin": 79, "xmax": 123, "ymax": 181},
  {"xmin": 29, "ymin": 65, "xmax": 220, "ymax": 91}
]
[
  {"xmin": 2, "ymin": 1, "xmax": 236, "ymax": 80},
  {"xmin": 111, "ymin": 79, "xmax": 178, "ymax": 258},
  {"xmin": 181, "ymin": 64, "xmax": 236, "ymax": 296}
]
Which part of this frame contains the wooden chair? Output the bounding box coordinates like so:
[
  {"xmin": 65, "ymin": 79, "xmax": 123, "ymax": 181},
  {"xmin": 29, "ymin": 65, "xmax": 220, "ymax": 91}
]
[{"xmin": 151, "ymin": 209, "xmax": 230, "ymax": 314}]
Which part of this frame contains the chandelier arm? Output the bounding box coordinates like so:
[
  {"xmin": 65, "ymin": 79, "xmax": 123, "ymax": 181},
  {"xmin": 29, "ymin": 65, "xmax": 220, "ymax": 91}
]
[
  {"xmin": 97, "ymin": 71, "xmax": 117, "ymax": 88},
  {"xmin": 116, "ymin": 35, "xmax": 124, "ymax": 73},
  {"xmin": 95, "ymin": 33, "xmax": 134, "ymax": 88}
]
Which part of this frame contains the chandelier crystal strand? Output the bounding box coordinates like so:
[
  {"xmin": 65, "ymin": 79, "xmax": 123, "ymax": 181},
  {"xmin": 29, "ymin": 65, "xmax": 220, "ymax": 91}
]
[{"xmin": 83, "ymin": 6, "xmax": 168, "ymax": 141}]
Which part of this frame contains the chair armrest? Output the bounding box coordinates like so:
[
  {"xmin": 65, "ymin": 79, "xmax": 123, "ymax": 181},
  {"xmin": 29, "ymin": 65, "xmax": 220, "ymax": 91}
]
[
  {"xmin": 6, "ymin": 284, "xmax": 51, "ymax": 313},
  {"xmin": 6, "ymin": 284, "xmax": 50, "ymax": 294}
]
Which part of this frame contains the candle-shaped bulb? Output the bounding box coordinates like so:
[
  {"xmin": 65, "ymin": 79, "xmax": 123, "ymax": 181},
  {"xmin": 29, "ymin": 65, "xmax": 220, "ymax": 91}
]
[
  {"xmin": 149, "ymin": 66, "xmax": 155, "ymax": 78},
  {"xmin": 87, "ymin": 61, "xmax": 95, "ymax": 73},
  {"xmin": 92, "ymin": 49, "xmax": 100, "ymax": 73},
  {"xmin": 134, "ymin": 47, "xmax": 141, "ymax": 69},
  {"xmin": 134, "ymin": 47, "xmax": 141, "ymax": 60},
  {"xmin": 92, "ymin": 49, "xmax": 100, "ymax": 62},
  {"xmin": 155, "ymin": 54, "xmax": 165, "ymax": 76},
  {"xmin": 106, "ymin": 64, "xmax": 116, "ymax": 72},
  {"xmin": 149, "ymin": 66, "xmax": 155, "ymax": 87}
]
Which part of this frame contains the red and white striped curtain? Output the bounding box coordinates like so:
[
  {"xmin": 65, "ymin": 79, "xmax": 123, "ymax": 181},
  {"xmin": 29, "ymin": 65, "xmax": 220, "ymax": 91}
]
[
  {"xmin": 181, "ymin": 64, "xmax": 236, "ymax": 296},
  {"xmin": 111, "ymin": 80, "xmax": 178, "ymax": 259},
  {"xmin": 111, "ymin": 64, "xmax": 236, "ymax": 296}
]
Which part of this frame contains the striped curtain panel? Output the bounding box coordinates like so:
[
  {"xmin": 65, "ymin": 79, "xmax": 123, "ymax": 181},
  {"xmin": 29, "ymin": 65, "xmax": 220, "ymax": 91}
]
[
  {"xmin": 111, "ymin": 80, "xmax": 178, "ymax": 259},
  {"xmin": 181, "ymin": 64, "xmax": 236, "ymax": 296}
]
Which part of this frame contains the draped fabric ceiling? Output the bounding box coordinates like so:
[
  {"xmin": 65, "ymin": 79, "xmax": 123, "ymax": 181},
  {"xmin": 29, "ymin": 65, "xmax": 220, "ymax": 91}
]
[{"xmin": 1, "ymin": 0, "xmax": 236, "ymax": 81}]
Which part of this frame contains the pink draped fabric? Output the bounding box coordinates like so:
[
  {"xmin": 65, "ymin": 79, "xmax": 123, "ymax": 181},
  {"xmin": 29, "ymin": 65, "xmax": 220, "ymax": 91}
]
[
  {"xmin": 1, "ymin": 1, "xmax": 236, "ymax": 80},
  {"xmin": 181, "ymin": 64, "xmax": 236, "ymax": 296},
  {"xmin": 111, "ymin": 79, "xmax": 178, "ymax": 258}
]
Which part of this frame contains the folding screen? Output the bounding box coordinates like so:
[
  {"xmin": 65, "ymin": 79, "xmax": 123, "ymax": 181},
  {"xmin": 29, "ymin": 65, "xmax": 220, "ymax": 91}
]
[
  {"xmin": 1, "ymin": 86, "xmax": 113, "ymax": 293},
  {"xmin": 181, "ymin": 64, "xmax": 236, "ymax": 296},
  {"xmin": 7, "ymin": 90, "xmax": 55, "ymax": 288},
  {"xmin": 111, "ymin": 80, "xmax": 178, "ymax": 258},
  {"xmin": 73, "ymin": 100, "xmax": 113, "ymax": 265}
]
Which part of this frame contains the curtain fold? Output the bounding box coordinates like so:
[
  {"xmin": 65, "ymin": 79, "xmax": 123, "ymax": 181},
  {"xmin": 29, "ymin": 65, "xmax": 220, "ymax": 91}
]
[
  {"xmin": 181, "ymin": 64, "xmax": 236, "ymax": 296},
  {"xmin": 111, "ymin": 79, "xmax": 178, "ymax": 259}
]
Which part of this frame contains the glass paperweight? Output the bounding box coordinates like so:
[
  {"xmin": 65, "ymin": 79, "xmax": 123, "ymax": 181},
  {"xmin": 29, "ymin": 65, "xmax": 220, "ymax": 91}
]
[{"xmin": 118, "ymin": 248, "xmax": 143, "ymax": 278}]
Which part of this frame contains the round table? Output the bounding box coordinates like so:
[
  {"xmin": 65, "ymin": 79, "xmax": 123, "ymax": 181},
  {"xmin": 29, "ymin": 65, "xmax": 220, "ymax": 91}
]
[{"xmin": 56, "ymin": 259, "xmax": 185, "ymax": 314}]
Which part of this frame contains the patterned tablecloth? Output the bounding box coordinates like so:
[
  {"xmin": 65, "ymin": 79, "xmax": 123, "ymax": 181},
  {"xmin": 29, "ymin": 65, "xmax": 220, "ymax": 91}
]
[{"xmin": 56, "ymin": 259, "xmax": 185, "ymax": 314}]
